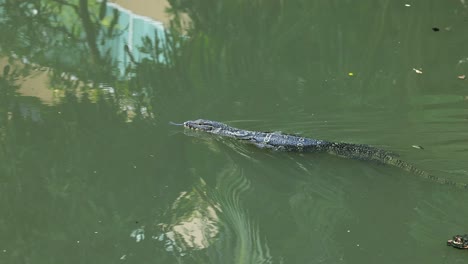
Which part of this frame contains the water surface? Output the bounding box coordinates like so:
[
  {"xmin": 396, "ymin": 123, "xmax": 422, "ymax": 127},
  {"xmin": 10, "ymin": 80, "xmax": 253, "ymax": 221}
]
[{"xmin": 1, "ymin": 1, "xmax": 468, "ymax": 263}]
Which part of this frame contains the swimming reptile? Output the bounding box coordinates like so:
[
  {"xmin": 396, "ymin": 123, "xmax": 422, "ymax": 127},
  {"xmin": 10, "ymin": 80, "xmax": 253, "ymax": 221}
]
[{"xmin": 181, "ymin": 119, "xmax": 467, "ymax": 189}]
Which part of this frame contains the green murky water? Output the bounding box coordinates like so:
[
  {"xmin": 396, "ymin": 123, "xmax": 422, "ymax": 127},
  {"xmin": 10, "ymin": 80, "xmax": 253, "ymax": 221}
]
[{"xmin": 1, "ymin": 1, "xmax": 468, "ymax": 263}]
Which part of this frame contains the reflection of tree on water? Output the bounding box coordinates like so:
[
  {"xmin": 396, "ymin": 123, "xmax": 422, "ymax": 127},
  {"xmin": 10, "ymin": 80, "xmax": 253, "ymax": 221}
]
[
  {"xmin": 0, "ymin": 64, "xmax": 17, "ymax": 121},
  {"xmin": 0, "ymin": 89, "xmax": 181, "ymax": 263},
  {"xmin": 1, "ymin": 0, "xmax": 115, "ymax": 79},
  {"xmin": 0, "ymin": 0, "xmax": 183, "ymax": 117},
  {"xmin": 158, "ymin": 160, "xmax": 272, "ymax": 263}
]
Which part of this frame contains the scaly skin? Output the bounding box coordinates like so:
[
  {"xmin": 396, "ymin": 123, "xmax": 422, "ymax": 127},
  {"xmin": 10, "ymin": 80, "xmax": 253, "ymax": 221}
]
[{"xmin": 183, "ymin": 119, "xmax": 467, "ymax": 189}]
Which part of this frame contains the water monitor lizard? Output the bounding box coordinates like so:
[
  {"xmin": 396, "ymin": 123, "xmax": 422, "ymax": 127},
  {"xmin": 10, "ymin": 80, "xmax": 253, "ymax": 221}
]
[{"xmin": 180, "ymin": 119, "xmax": 467, "ymax": 189}]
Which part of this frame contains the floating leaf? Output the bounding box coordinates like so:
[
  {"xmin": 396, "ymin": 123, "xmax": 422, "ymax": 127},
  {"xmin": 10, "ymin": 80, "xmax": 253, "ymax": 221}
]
[{"xmin": 412, "ymin": 145, "xmax": 424, "ymax": 150}]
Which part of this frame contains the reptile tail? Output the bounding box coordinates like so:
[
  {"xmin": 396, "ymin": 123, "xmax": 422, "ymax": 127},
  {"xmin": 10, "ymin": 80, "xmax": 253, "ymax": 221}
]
[
  {"xmin": 382, "ymin": 155, "xmax": 468, "ymax": 189},
  {"xmin": 326, "ymin": 142, "xmax": 468, "ymax": 189}
]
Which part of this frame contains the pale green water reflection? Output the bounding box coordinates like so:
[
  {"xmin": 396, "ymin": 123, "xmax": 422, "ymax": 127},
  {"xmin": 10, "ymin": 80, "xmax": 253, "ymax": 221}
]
[{"xmin": 1, "ymin": 0, "xmax": 468, "ymax": 263}]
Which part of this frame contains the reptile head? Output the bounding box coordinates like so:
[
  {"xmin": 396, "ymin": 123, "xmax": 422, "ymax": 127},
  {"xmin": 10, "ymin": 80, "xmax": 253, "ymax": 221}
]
[{"xmin": 183, "ymin": 119, "xmax": 227, "ymax": 132}]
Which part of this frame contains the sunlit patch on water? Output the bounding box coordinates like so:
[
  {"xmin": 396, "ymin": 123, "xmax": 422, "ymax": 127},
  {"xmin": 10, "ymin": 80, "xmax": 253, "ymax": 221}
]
[
  {"xmin": 130, "ymin": 227, "xmax": 145, "ymax": 242},
  {"xmin": 156, "ymin": 161, "xmax": 273, "ymax": 263},
  {"xmin": 155, "ymin": 179, "xmax": 220, "ymax": 254}
]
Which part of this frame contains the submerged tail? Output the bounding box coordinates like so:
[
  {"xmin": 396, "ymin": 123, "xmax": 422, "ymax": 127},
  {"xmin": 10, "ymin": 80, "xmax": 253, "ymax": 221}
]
[{"xmin": 325, "ymin": 142, "xmax": 468, "ymax": 189}]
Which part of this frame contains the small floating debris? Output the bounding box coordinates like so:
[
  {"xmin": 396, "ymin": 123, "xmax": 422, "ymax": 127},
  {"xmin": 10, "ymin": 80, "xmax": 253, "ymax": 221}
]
[
  {"xmin": 412, "ymin": 68, "xmax": 423, "ymax": 74},
  {"xmin": 405, "ymin": 4, "xmax": 411, "ymax": 7},
  {"xmin": 458, "ymin": 75, "xmax": 466, "ymax": 80},
  {"xmin": 412, "ymin": 145, "xmax": 424, "ymax": 150},
  {"xmin": 447, "ymin": 234, "xmax": 468, "ymax": 249},
  {"xmin": 432, "ymin": 27, "xmax": 440, "ymax": 32},
  {"xmin": 348, "ymin": 72, "xmax": 355, "ymax": 77}
]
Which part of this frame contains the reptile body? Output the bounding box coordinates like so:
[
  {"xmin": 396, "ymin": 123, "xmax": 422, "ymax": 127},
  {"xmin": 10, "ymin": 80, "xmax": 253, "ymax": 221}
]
[{"xmin": 182, "ymin": 119, "xmax": 467, "ymax": 188}]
